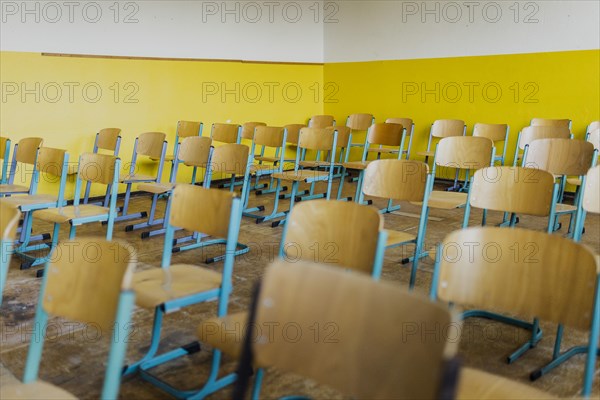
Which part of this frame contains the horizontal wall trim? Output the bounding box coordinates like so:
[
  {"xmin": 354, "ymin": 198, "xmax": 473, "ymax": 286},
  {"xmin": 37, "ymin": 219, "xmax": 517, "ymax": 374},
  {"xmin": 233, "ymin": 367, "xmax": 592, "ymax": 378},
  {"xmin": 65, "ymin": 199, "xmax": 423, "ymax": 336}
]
[{"xmin": 41, "ymin": 52, "xmax": 324, "ymax": 66}]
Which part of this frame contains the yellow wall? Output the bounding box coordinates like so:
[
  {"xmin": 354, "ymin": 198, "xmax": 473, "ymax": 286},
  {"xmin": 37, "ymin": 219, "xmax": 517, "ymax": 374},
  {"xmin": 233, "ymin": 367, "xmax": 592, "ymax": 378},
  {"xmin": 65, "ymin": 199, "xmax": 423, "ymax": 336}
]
[
  {"xmin": 0, "ymin": 51, "xmax": 323, "ymax": 197},
  {"xmin": 324, "ymin": 50, "xmax": 600, "ymax": 174}
]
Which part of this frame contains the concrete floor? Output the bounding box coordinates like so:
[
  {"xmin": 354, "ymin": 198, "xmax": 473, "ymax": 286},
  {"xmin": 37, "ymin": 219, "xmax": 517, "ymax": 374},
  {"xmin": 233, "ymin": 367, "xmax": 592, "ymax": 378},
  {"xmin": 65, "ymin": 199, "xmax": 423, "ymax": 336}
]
[{"xmin": 1, "ymin": 178, "xmax": 599, "ymax": 399}]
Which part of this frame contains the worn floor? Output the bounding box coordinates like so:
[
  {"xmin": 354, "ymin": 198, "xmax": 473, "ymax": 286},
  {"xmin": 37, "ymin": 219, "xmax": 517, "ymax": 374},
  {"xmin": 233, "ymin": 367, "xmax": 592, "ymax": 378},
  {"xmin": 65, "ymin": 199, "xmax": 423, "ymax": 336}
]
[{"xmin": 1, "ymin": 178, "xmax": 599, "ymax": 399}]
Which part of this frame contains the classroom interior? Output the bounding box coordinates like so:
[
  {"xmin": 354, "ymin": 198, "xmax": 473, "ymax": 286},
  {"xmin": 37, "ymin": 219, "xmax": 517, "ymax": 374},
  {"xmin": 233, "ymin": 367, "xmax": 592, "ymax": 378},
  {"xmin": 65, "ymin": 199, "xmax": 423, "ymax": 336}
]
[{"xmin": 0, "ymin": 1, "xmax": 599, "ymax": 399}]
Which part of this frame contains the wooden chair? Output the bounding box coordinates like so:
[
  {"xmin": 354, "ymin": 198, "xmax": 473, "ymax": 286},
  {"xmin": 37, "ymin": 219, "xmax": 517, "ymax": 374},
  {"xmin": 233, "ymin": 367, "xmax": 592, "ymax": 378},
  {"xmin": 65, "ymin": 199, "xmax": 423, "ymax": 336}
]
[
  {"xmin": 416, "ymin": 119, "xmax": 466, "ymax": 163},
  {"xmin": 270, "ymin": 128, "xmax": 338, "ymax": 227},
  {"xmin": 0, "ymin": 202, "xmax": 20, "ymax": 303},
  {"xmin": 512, "ymin": 125, "xmax": 571, "ymax": 166},
  {"xmin": 531, "ymin": 118, "xmax": 572, "ymax": 130},
  {"xmin": 0, "ymin": 148, "xmax": 70, "ymax": 270},
  {"xmin": 308, "ymin": 114, "xmax": 335, "ymax": 128},
  {"xmin": 165, "ymin": 120, "xmax": 203, "ymax": 163},
  {"xmin": 243, "ymin": 126, "xmax": 287, "ymax": 223},
  {"xmin": 1, "ymin": 136, "xmax": 11, "ymax": 184},
  {"xmin": 0, "ymin": 238, "xmax": 136, "ymax": 400},
  {"xmin": 82, "ymin": 128, "xmax": 121, "ymax": 206},
  {"xmin": 241, "ymin": 121, "xmax": 267, "ymax": 141},
  {"xmin": 566, "ymin": 127, "xmax": 599, "ymax": 188},
  {"xmin": 128, "ymin": 136, "xmax": 213, "ymax": 239},
  {"xmin": 0, "ymin": 137, "xmax": 43, "ymax": 197},
  {"xmin": 384, "ymin": 117, "xmax": 414, "ymax": 160},
  {"xmin": 233, "ymin": 259, "xmax": 458, "ymax": 400},
  {"xmin": 211, "ymin": 122, "xmax": 242, "ymax": 144},
  {"xmin": 360, "ymin": 159, "xmax": 432, "ymax": 288},
  {"xmin": 430, "ymin": 226, "xmax": 599, "ymax": 397},
  {"xmin": 122, "ymin": 184, "xmax": 243, "ymax": 399},
  {"xmin": 116, "ymin": 132, "xmax": 167, "ymax": 222},
  {"xmin": 472, "ymin": 123, "xmax": 509, "ymax": 165},
  {"xmin": 523, "ymin": 138, "xmax": 596, "ymax": 233},
  {"xmin": 346, "ymin": 113, "xmax": 374, "ymax": 151},
  {"xmin": 196, "ymin": 198, "xmax": 389, "ymax": 398},
  {"xmin": 461, "ymin": 166, "xmax": 559, "ymax": 363},
  {"xmin": 31, "ymin": 153, "xmax": 121, "ymax": 273},
  {"xmin": 337, "ymin": 123, "xmax": 406, "ymax": 208},
  {"xmin": 173, "ymin": 143, "xmax": 252, "ymax": 262}
]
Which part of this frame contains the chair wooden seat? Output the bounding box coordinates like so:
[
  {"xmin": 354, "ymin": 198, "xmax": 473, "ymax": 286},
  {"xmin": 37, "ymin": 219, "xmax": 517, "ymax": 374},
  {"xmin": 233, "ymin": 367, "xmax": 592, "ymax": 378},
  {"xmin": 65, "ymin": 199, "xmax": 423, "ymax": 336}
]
[
  {"xmin": 367, "ymin": 147, "xmax": 400, "ymax": 154},
  {"xmin": 413, "ymin": 191, "xmax": 467, "ymax": 209},
  {"xmin": 0, "ymin": 184, "xmax": 29, "ymax": 194},
  {"xmin": 342, "ymin": 160, "xmax": 371, "ymax": 170},
  {"xmin": 133, "ymin": 264, "xmax": 223, "ymax": 309},
  {"xmin": 34, "ymin": 205, "xmax": 110, "ymax": 224},
  {"xmin": 272, "ymin": 169, "xmax": 330, "ymax": 183},
  {"xmin": 0, "ymin": 380, "xmax": 78, "ymax": 400},
  {"xmin": 457, "ymin": 367, "xmax": 555, "ymax": 399},
  {"xmin": 138, "ymin": 182, "xmax": 175, "ymax": 194},
  {"xmin": 298, "ymin": 160, "xmax": 341, "ymax": 168},
  {"xmin": 567, "ymin": 177, "xmax": 582, "ymax": 186},
  {"xmin": 416, "ymin": 150, "xmax": 434, "ymax": 157},
  {"xmin": 119, "ymin": 173, "xmax": 157, "ymax": 183},
  {"xmin": 198, "ymin": 311, "xmax": 247, "ymax": 359},
  {"xmin": 384, "ymin": 229, "xmax": 416, "ymax": 247},
  {"xmin": 250, "ymin": 164, "xmax": 277, "ymax": 172},
  {"xmin": 555, "ymin": 203, "xmax": 577, "ymax": 212},
  {"xmin": 0, "ymin": 194, "xmax": 59, "ymax": 208},
  {"xmin": 254, "ymin": 155, "xmax": 279, "ymax": 163}
]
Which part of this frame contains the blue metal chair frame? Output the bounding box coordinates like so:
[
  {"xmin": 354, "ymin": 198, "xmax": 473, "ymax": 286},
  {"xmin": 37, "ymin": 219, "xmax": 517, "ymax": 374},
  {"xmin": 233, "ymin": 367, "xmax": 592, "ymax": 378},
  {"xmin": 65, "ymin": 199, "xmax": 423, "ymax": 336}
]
[
  {"xmin": 122, "ymin": 190, "xmax": 243, "ymax": 400},
  {"xmin": 18, "ymin": 241, "xmax": 135, "ymax": 400},
  {"xmin": 172, "ymin": 144, "xmax": 251, "ymax": 263},
  {"xmin": 115, "ymin": 133, "xmax": 168, "ymax": 223},
  {"xmin": 8, "ymin": 149, "xmax": 70, "ymax": 270},
  {"xmin": 270, "ymin": 129, "xmax": 338, "ymax": 228},
  {"xmin": 1, "ymin": 137, "xmax": 10, "ymax": 184},
  {"xmin": 529, "ymin": 166, "xmax": 600, "ymax": 389},
  {"xmin": 83, "ymin": 129, "xmax": 122, "ymax": 207},
  {"xmin": 338, "ymin": 124, "xmax": 407, "ymax": 212},
  {"xmin": 0, "ymin": 203, "xmax": 20, "ymax": 304}
]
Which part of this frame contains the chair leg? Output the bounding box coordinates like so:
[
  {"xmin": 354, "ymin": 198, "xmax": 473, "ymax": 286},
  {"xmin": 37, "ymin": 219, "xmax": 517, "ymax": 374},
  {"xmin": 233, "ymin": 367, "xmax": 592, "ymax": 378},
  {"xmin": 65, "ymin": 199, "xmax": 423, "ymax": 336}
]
[
  {"xmin": 271, "ymin": 181, "xmax": 299, "ymax": 227},
  {"xmin": 125, "ymin": 194, "xmax": 164, "ymax": 232},
  {"xmin": 114, "ymin": 183, "xmax": 149, "ymax": 222},
  {"xmin": 244, "ymin": 179, "xmax": 286, "ymax": 223}
]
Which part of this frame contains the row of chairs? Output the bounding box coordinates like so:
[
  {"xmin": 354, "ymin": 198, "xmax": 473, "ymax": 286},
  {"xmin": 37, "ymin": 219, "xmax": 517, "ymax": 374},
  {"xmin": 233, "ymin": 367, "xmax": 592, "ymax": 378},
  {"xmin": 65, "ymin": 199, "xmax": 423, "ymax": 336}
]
[{"xmin": 1, "ymin": 158, "xmax": 598, "ymax": 398}]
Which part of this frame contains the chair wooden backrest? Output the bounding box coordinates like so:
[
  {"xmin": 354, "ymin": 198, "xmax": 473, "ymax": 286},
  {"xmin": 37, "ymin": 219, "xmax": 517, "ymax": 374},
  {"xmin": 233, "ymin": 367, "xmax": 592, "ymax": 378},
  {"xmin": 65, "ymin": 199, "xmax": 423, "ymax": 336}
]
[
  {"xmin": 42, "ymin": 238, "xmax": 136, "ymax": 331},
  {"xmin": 210, "ymin": 143, "xmax": 250, "ymax": 177},
  {"xmin": 434, "ymin": 136, "xmax": 493, "ymax": 170},
  {"xmin": 177, "ymin": 136, "xmax": 212, "ymax": 167},
  {"xmin": 469, "ymin": 167, "xmax": 555, "ymax": 217},
  {"xmin": 435, "ymin": 226, "xmax": 598, "ymax": 331},
  {"xmin": 135, "ymin": 132, "xmax": 166, "ymax": 159},
  {"xmin": 96, "ymin": 128, "xmax": 121, "ymax": 152},
  {"xmin": 582, "ymin": 165, "xmax": 600, "ymax": 214},
  {"xmin": 248, "ymin": 259, "xmax": 455, "ymax": 399},
  {"xmin": 0, "ymin": 137, "xmax": 9, "ymax": 161},
  {"xmin": 524, "ymin": 138, "xmax": 595, "ymax": 176},
  {"xmin": 586, "ymin": 128, "xmax": 599, "ymax": 150},
  {"xmin": 386, "ymin": 118, "xmax": 413, "ymax": 133},
  {"xmin": 363, "ymin": 159, "xmax": 429, "ymax": 201},
  {"xmin": 517, "ymin": 126, "xmax": 571, "ymax": 150},
  {"xmin": 15, "ymin": 137, "xmax": 43, "ymax": 165},
  {"xmin": 309, "ymin": 115, "xmax": 335, "ymax": 128},
  {"xmin": 531, "ymin": 118, "xmax": 571, "ymax": 129},
  {"xmin": 281, "ymin": 199, "xmax": 383, "ymax": 275},
  {"xmin": 36, "ymin": 147, "xmax": 67, "ymax": 178},
  {"xmin": 473, "ymin": 123, "xmax": 508, "ymax": 143},
  {"xmin": 325, "ymin": 126, "xmax": 351, "ymax": 148},
  {"xmin": 298, "ymin": 127, "xmax": 336, "ymax": 151},
  {"xmin": 78, "ymin": 153, "xmax": 119, "ymax": 185},
  {"xmin": 242, "ymin": 122, "xmax": 267, "ymax": 140},
  {"xmin": 169, "ymin": 184, "xmax": 236, "ymax": 239},
  {"xmin": 212, "ymin": 123, "xmax": 242, "ymax": 144},
  {"xmin": 177, "ymin": 121, "xmax": 202, "ymax": 139},
  {"xmin": 283, "ymin": 124, "xmax": 306, "ymax": 145},
  {"xmin": 368, "ymin": 122, "xmax": 405, "ymax": 147},
  {"xmin": 253, "ymin": 126, "xmax": 285, "ymax": 148},
  {"xmin": 346, "ymin": 113, "xmax": 374, "ymax": 130},
  {"xmin": 431, "ymin": 120, "xmax": 465, "ymax": 138}
]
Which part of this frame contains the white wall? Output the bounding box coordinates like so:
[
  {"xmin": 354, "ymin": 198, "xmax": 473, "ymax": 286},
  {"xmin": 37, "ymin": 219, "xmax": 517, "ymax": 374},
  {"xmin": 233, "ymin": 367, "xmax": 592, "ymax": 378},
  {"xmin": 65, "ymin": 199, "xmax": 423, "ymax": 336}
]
[
  {"xmin": 325, "ymin": 0, "xmax": 600, "ymax": 62},
  {"xmin": 0, "ymin": 0, "xmax": 324, "ymax": 62}
]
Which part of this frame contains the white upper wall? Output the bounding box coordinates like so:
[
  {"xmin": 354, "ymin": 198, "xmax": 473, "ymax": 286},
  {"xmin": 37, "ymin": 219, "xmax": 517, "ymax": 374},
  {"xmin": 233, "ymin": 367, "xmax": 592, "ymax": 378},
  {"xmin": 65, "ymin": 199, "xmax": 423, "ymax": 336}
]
[
  {"xmin": 325, "ymin": 0, "xmax": 600, "ymax": 62},
  {"xmin": 0, "ymin": 0, "xmax": 324, "ymax": 62},
  {"xmin": 1, "ymin": 1, "xmax": 598, "ymax": 63}
]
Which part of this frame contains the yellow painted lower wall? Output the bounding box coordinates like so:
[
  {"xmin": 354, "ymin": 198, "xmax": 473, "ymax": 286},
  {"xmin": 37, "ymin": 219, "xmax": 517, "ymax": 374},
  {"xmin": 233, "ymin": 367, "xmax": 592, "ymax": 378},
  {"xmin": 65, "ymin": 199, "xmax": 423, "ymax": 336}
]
[
  {"xmin": 324, "ymin": 50, "xmax": 600, "ymax": 178},
  {"xmin": 0, "ymin": 51, "xmax": 323, "ymax": 197}
]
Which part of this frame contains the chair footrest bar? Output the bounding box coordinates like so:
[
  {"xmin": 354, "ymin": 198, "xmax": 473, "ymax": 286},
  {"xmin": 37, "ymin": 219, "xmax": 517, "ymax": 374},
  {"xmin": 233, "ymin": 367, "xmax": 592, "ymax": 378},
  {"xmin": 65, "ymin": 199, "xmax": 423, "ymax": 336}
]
[{"xmin": 530, "ymin": 346, "xmax": 600, "ymax": 381}]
